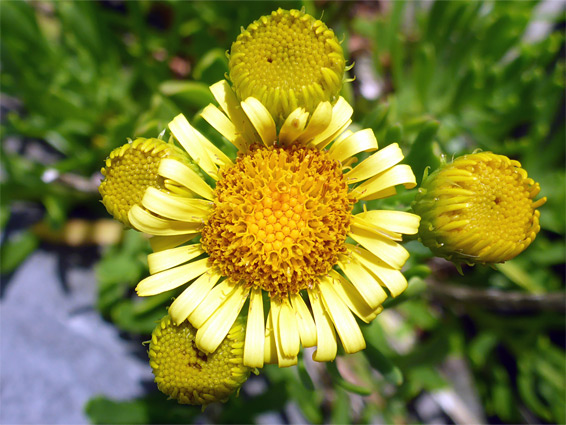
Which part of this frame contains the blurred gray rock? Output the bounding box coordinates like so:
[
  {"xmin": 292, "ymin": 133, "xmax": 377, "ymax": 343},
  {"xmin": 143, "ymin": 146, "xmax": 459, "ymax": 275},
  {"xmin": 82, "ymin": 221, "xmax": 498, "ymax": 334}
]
[{"xmin": 1, "ymin": 250, "xmax": 153, "ymax": 424}]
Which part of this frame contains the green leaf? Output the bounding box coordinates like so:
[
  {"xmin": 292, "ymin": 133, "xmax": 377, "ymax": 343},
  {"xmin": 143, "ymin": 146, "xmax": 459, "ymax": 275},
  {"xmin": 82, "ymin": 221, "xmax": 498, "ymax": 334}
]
[
  {"xmin": 404, "ymin": 120, "xmax": 440, "ymax": 185},
  {"xmin": 0, "ymin": 203, "xmax": 10, "ymax": 232},
  {"xmin": 491, "ymin": 366, "xmax": 515, "ymax": 421},
  {"xmin": 361, "ymin": 324, "xmax": 403, "ymax": 385},
  {"xmin": 330, "ymin": 388, "xmax": 351, "ymax": 425},
  {"xmin": 384, "ymin": 123, "xmax": 403, "ymax": 147},
  {"xmin": 159, "ymin": 80, "xmax": 215, "ymax": 110},
  {"xmin": 327, "ymin": 361, "xmax": 373, "ymax": 396},
  {"xmin": 517, "ymin": 354, "xmax": 552, "ymax": 421},
  {"xmin": 43, "ymin": 194, "xmax": 69, "ymax": 229},
  {"xmin": 110, "ymin": 292, "xmax": 171, "ymax": 334},
  {"xmin": 0, "ymin": 230, "xmax": 39, "ymax": 274},
  {"xmin": 382, "ymin": 276, "xmax": 428, "ymax": 309},
  {"xmin": 85, "ymin": 396, "xmax": 149, "ymax": 425},
  {"xmin": 408, "ymin": 366, "xmax": 447, "ymax": 392},
  {"xmin": 297, "ymin": 355, "xmax": 315, "ymax": 391},
  {"xmin": 192, "ymin": 48, "xmax": 229, "ymax": 84},
  {"xmin": 469, "ymin": 332, "xmax": 499, "ymax": 368},
  {"xmin": 85, "ymin": 394, "xmax": 199, "ymax": 424},
  {"xmin": 362, "ymin": 102, "xmax": 390, "ymax": 133},
  {"xmin": 497, "ymin": 261, "xmax": 547, "ymax": 294}
]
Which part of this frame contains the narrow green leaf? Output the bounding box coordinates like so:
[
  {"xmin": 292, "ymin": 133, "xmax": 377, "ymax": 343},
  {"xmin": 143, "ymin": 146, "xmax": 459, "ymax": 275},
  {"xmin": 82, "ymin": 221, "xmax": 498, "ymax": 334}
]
[
  {"xmin": 159, "ymin": 81, "xmax": 215, "ymax": 109},
  {"xmin": 297, "ymin": 356, "xmax": 315, "ymax": 391},
  {"xmin": 361, "ymin": 326, "xmax": 403, "ymax": 385},
  {"xmin": 330, "ymin": 388, "xmax": 351, "ymax": 425},
  {"xmin": 469, "ymin": 332, "xmax": 499, "ymax": 367},
  {"xmin": 404, "ymin": 120, "xmax": 440, "ymax": 185},
  {"xmin": 0, "ymin": 230, "xmax": 39, "ymax": 274},
  {"xmin": 362, "ymin": 102, "xmax": 390, "ymax": 133},
  {"xmin": 384, "ymin": 123, "xmax": 403, "ymax": 147},
  {"xmin": 85, "ymin": 396, "xmax": 149, "ymax": 425},
  {"xmin": 192, "ymin": 48, "xmax": 229, "ymax": 83},
  {"xmin": 327, "ymin": 361, "xmax": 373, "ymax": 395}
]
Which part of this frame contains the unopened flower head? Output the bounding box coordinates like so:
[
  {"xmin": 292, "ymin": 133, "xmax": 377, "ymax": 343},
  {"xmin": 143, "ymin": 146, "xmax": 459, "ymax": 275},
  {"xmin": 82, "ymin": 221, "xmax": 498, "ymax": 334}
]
[
  {"xmin": 99, "ymin": 138, "xmax": 195, "ymax": 227},
  {"xmin": 149, "ymin": 315, "xmax": 251, "ymax": 406},
  {"xmin": 412, "ymin": 152, "xmax": 546, "ymax": 266},
  {"xmin": 229, "ymin": 8, "xmax": 346, "ymax": 124}
]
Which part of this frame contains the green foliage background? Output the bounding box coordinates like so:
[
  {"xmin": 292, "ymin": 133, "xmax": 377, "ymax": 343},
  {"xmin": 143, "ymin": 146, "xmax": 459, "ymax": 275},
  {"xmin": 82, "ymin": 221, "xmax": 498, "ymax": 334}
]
[{"xmin": 1, "ymin": 1, "xmax": 564, "ymax": 424}]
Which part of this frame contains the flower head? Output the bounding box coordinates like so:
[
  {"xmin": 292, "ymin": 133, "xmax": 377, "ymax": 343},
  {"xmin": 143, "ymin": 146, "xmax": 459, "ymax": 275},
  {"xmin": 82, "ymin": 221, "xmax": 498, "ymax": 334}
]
[
  {"xmin": 228, "ymin": 8, "xmax": 346, "ymax": 123},
  {"xmin": 99, "ymin": 138, "xmax": 194, "ymax": 227},
  {"xmin": 149, "ymin": 315, "xmax": 251, "ymax": 406},
  {"xmin": 412, "ymin": 152, "xmax": 546, "ymax": 266},
  {"xmin": 106, "ymin": 81, "xmax": 419, "ymax": 368}
]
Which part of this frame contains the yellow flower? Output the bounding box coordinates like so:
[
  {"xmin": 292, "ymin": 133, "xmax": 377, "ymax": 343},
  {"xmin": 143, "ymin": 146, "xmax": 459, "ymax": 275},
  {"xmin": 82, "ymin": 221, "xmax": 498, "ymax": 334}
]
[
  {"xmin": 228, "ymin": 8, "xmax": 346, "ymax": 124},
  {"xmin": 102, "ymin": 81, "xmax": 419, "ymax": 368},
  {"xmin": 149, "ymin": 315, "xmax": 251, "ymax": 406},
  {"xmin": 99, "ymin": 138, "xmax": 194, "ymax": 227},
  {"xmin": 412, "ymin": 152, "xmax": 546, "ymax": 266}
]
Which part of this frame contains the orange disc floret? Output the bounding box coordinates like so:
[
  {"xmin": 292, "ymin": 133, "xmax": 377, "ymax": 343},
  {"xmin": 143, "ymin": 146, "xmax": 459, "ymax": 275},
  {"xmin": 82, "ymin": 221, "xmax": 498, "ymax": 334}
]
[{"xmin": 201, "ymin": 145, "xmax": 354, "ymax": 296}]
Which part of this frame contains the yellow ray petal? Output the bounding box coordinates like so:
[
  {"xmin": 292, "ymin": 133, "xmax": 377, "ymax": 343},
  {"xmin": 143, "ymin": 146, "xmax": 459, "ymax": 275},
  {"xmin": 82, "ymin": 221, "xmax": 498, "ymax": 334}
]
[
  {"xmin": 196, "ymin": 284, "xmax": 250, "ymax": 353},
  {"xmin": 279, "ymin": 107, "xmax": 309, "ymax": 146},
  {"xmin": 264, "ymin": 310, "xmax": 278, "ymax": 364},
  {"xmin": 290, "ymin": 293, "xmax": 317, "ymax": 347},
  {"xmin": 241, "ymin": 97, "xmax": 277, "ymax": 147},
  {"xmin": 336, "ymin": 257, "xmax": 388, "ymax": 309},
  {"xmin": 271, "ymin": 298, "xmax": 298, "ymax": 367},
  {"xmin": 135, "ymin": 257, "xmax": 209, "ymax": 296},
  {"xmin": 311, "ymin": 97, "xmax": 354, "ymax": 149},
  {"xmin": 351, "ymin": 214, "xmax": 403, "ymax": 241},
  {"xmin": 209, "ymin": 80, "xmax": 258, "ymax": 144},
  {"xmin": 328, "ymin": 128, "xmax": 378, "ymax": 162},
  {"xmin": 128, "ymin": 205, "xmax": 202, "ymax": 236},
  {"xmin": 349, "ymin": 223, "xmax": 410, "ymax": 270},
  {"xmin": 147, "ymin": 243, "xmax": 205, "ymax": 274},
  {"xmin": 168, "ymin": 269, "xmax": 221, "ymax": 324},
  {"xmin": 158, "ymin": 158, "xmax": 214, "ymax": 200},
  {"xmin": 353, "ymin": 210, "xmax": 420, "ymax": 237},
  {"xmin": 243, "ymin": 288, "xmax": 265, "ymax": 368},
  {"xmin": 149, "ymin": 234, "xmax": 195, "ymax": 252},
  {"xmin": 169, "ymin": 114, "xmax": 232, "ymax": 179},
  {"xmin": 319, "ymin": 276, "xmax": 366, "ymax": 354},
  {"xmin": 278, "ymin": 299, "xmax": 300, "ymax": 358},
  {"xmin": 162, "ymin": 180, "xmax": 195, "ymax": 198},
  {"xmin": 201, "ymin": 104, "xmax": 247, "ymax": 151},
  {"xmin": 308, "ymin": 288, "xmax": 337, "ymax": 362},
  {"xmin": 350, "ymin": 164, "xmax": 416, "ymax": 201},
  {"xmin": 188, "ymin": 279, "xmax": 236, "ymax": 328},
  {"xmin": 347, "ymin": 244, "xmax": 408, "ymax": 297},
  {"xmin": 345, "ymin": 143, "xmax": 404, "ymax": 184},
  {"xmin": 296, "ymin": 101, "xmax": 332, "ymax": 145},
  {"xmin": 328, "ymin": 270, "xmax": 382, "ymax": 323},
  {"xmin": 142, "ymin": 187, "xmax": 212, "ymax": 223}
]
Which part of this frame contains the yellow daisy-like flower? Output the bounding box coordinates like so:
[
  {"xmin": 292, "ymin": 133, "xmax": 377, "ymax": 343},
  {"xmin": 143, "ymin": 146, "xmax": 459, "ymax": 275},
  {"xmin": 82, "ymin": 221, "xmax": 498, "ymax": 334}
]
[
  {"xmin": 149, "ymin": 315, "xmax": 251, "ymax": 406},
  {"xmin": 102, "ymin": 81, "xmax": 419, "ymax": 368},
  {"xmin": 228, "ymin": 8, "xmax": 346, "ymax": 124},
  {"xmin": 99, "ymin": 138, "xmax": 194, "ymax": 227},
  {"xmin": 412, "ymin": 152, "xmax": 546, "ymax": 265}
]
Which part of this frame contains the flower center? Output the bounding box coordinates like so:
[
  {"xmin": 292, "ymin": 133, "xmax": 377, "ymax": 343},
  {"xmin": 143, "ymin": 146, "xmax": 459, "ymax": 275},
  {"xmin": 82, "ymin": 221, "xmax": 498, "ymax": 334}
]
[
  {"xmin": 149, "ymin": 315, "xmax": 250, "ymax": 406},
  {"xmin": 201, "ymin": 145, "xmax": 353, "ymax": 296},
  {"xmin": 228, "ymin": 8, "xmax": 345, "ymax": 121}
]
